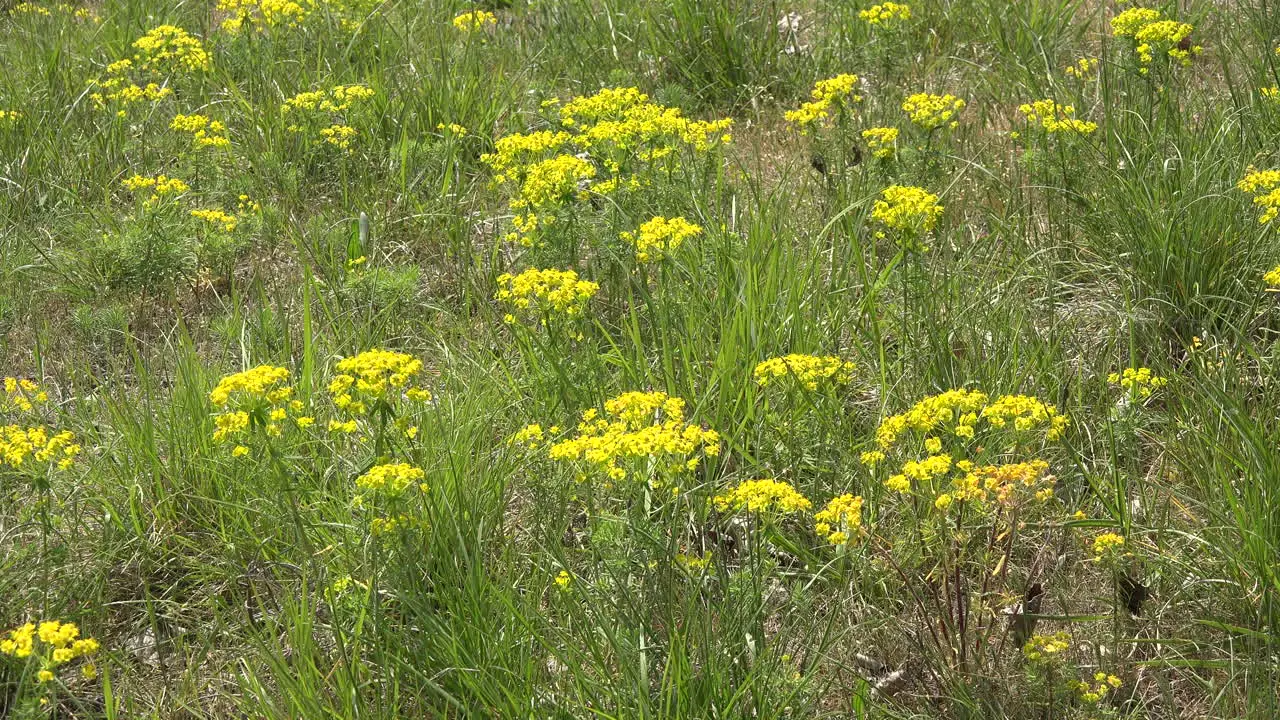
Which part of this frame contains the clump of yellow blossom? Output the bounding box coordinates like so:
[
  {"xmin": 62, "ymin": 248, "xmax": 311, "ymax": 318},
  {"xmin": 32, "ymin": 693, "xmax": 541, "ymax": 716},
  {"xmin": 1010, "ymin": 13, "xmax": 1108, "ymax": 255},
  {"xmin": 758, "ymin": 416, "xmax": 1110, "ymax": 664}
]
[
  {"xmin": 885, "ymin": 453, "xmax": 952, "ymax": 494},
  {"xmin": 981, "ymin": 394, "xmax": 1069, "ymax": 438},
  {"xmin": 356, "ymin": 462, "xmax": 427, "ymax": 495},
  {"xmin": 547, "ymin": 391, "xmax": 721, "ymax": 482},
  {"xmin": 871, "ymin": 185, "xmax": 943, "ymax": 248},
  {"xmin": 1111, "ymin": 8, "xmax": 1201, "ymax": 74},
  {"xmin": 511, "ymin": 423, "xmax": 559, "ymax": 449},
  {"xmin": 327, "ymin": 349, "xmax": 432, "ymax": 437},
  {"xmin": 13, "ymin": 2, "xmax": 101, "ymax": 21},
  {"xmin": 554, "ymin": 569, "xmax": 572, "ymax": 589},
  {"xmin": 814, "ymin": 493, "xmax": 864, "ymax": 545},
  {"xmin": 621, "ymin": 216, "xmax": 702, "ymax": 263},
  {"xmin": 874, "ymin": 389, "xmax": 1067, "ymax": 450},
  {"xmin": 452, "ymin": 10, "xmax": 496, "ymax": 32},
  {"xmin": 861, "ymin": 127, "xmax": 899, "ymax": 158},
  {"xmin": 495, "ymin": 268, "xmax": 598, "ymax": 323},
  {"xmin": 0, "ymin": 110, "xmax": 21, "ymax": 127},
  {"xmin": 1091, "ymin": 531, "xmax": 1127, "ymax": 563},
  {"xmin": 1237, "ymin": 167, "xmax": 1280, "ymax": 224},
  {"xmin": 218, "ymin": 0, "xmax": 311, "ymax": 33},
  {"xmin": 170, "ymin": 113, "xmax": 230, "ymax": 149},
  {"xmin": 1017, "ymin": 99, "xmax": 1097, "ymax": 135},
  {"xmin": 2, "ymin": 377, "xmax": 48, "ymax": 414},
  {"xmin": 1023, "ymin": 631, "xmax": 1070, "ymax": 664},
  {"xmin": 1, "ymin": 426, "xmax": 80, "ymax": 471},
  {"xmin": 753, "ymin": 354, "xmax": 854, "ymax": 391},
  {"xmin": 209, "ymin": 365, "xmax": 306, "ymax": 450},
  {"xmin": 1265, "ymin": 264, "xmax": 1280, "ymax": 290},
  {"xmin": 281, "ymin": 84, "xmax": 376, "ymax": 152},
  {"xmin": 1108, "ymin": 367, "xmax": 1168, "ymax": 400},
  {"xmin": 191, "ymin": 208, "xmax": 239, "ymax": 233},
  {"xmin": 121, "ymin": 174, "xmax": 189, "ymax": 208},
  {"xmin": 1, "ymin": 620, "xmax": 101, "ymax": 681},
  {"xmin": 1064, "ymin": 57, "xmax": 1097, "ymax": 78},
  {"xmin": 130, "ymin": 25, "xmax": 211, "ymax": 74},
  {"xmin": 715, "ymin": 478, "xmax": 812, "ymax": 515},
  {"xmin": 859, "ymin": 2, "xmax": 910, "ymax": 26},
  {"xmin": 1074, "ymin": 673, "xmax": 1123, "ymax": 704},
  {"xmin": 786, "ymin": 74, "xmax": 862, "ymax": 130},
  {"xmin": 1263, "ymin": 86, "xmax": 1280, "ymax": 104},
  {"xmin": 901, "ymin": 93, "xmax": 965, "ymax": 130}
]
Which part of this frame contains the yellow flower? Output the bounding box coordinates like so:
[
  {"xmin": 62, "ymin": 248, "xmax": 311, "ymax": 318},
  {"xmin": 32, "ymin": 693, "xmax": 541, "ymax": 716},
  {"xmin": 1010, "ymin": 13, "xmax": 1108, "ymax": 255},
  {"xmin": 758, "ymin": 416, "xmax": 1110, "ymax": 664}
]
[
  {"xmin": 934, "ymin": 493, "xmax": 953, "ymax": 511},
  {"xmin": 209, "ymin": 365, "xmax": 296, "ymax": 444},
  {"xmin": 1091, "ymin": 532, "xmax": 1126, "ymax": 562},
  {"xmin": 786, "ymin": 74, "xmax": 862, "ymax": 129},
  {"xmin": 452, "ymin": 10, "xmax": 497, "ymax": 32},
  {"xmin": 495, "ymin": 268, "xmax": 598, "ymax": 320},
  {"xmin": 871, "ymin": 185, "xmax": 944, "ymax": 245},
  {"xmin": 901, "ymin": 93, "xmax": 965, "ymax": 130},
  {"xmin": 620, "ymin": 216, "xmax": 702, "ymax": 263},
  {"xmin": 1111, "ymin": 8, "xmax": 1200, "ymax": 69},
  {"xmin": 1265, "ymin": 264, "xmax": 1280, "ymax": 289},
  {"xmin": 1238, "ymin": 167, "xmax": 1280, "ymax": 224},
  {"xmin": 121, "ymin": 174, "xmax": 189, "ymax": 207},
  {"xmin": 814, "ymin": 493, "xmax": 863, "ymax": 544},
  {"xmin": 1107, "ymin": 367, "xmax": 1169, "ymax": 400},
  {"xmin": 170, "ymin": 113, "xmax": 230, "ymax": 148},
  {"xmin": 130, "ymin": 25, "xmax": 211, "ymax": 73},
  {"xmin": 714, "ymin": 478, "xmax": 812, "ymax": 515},
  {"xmin": 859, "ymin": 2, "xmax": 911, "ymax": 26},
  {"xmin": 356, "ymin": 462, "xmax": 427, "ymax": 494},
  {"xmin": 1064, "ymin": 57, "xmax": 1097, "ymax": 78},
  {"xmin": 547, "ymin": 391, "xmax": 720, "ymax": 481},
  {"xmin": 1017, "ymin": 99, "xmax": 1097, "ymax": 135},
  {"xmin": 753, "ymin": 354, "xmax": 854, "ymax": 391},
  {"xmin": 861, "ymin": 126, "xmax": 899, "ymax": 158},
  {"xmin": 191, "ymin": 208, "xmax": 239, "ymax": 232},
  {"xmin": 328, "ymin": 350, "xmax": 432, "ymax": 427},
  {"xmin": 1023, "ymin": 631, "xmax": 1070, "ymax": 664},
  {"xmin": 0, "ymin": 109, "xmax": 22, "ymax": 126}
]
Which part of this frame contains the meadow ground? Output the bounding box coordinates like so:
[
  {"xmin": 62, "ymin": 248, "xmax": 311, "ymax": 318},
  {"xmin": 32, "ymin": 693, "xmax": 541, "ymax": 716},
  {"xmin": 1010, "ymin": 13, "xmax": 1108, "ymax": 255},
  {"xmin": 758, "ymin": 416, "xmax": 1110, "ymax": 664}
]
[{"xmin": 2, "ymin": 0, "xmax": 1280, "ymax": 717}]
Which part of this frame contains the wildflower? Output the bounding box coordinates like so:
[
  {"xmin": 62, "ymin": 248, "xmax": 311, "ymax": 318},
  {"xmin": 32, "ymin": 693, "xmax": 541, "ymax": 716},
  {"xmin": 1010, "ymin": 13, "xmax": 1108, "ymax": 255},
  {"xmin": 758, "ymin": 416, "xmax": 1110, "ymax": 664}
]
[
  {"xmin": 328, "ymin": 349, "xmax": 432, "ymax": 428},
  {"xmin": 753, "ymin": 354, "xmax": 854, "ymax": 391},
  {"xmin": 1091, "ymin": 532, "xmax": 1126, "ymax": 562},
  {"xmin": 1, "ymin": 426, "xmax": 80, "ymax": 470},
  {"xmin": 871, "ymin": 185, "xmax": 944, "ymax": 247},
  {"xmin": 970, "ymin": 460, "xmax": 1052, "ymax": 507},
  {"xmin": 1075, "ymin": 673, "xmax": 1123, "ymax": 703},
  {"xmin": 934, "ymin": 493, "xmax": 953, "ymax": 511},
  {"xmin": 170, "ymin": 113, "xmax": 230, "ymax": 148},
  {"xmin": 191, "ymin": 208, "xmax": 239, "ymax": 232},
  {"xmin": 1017, "ymin": 99, "xmax": 1097, "ymax": 135},
  {"xmin": 554, "ymin": 569, "xmax": 572, "ymax": 588},
  {"xmin": 1110, "ymin": 7, "xmax": 1162, "ymax": 38},
  {"xmin": 130, "ymin": 25, "xmax": 211, "ymax": 74},
  {"xmin": 714, "ymin": 478, "xmax": 812, "ymax": 515},
  {"xmin": 1238, "ymin": 167, "xmax": 1280, "ymax": 224},
  {"xmin": 437, "ymin": 122, "xmax": 467, "ymax": 136},
  {"xmin": 901, "ymin": 93, "xmax": 965, "ymax": 130},
  {"xmin": 1022, "ymin": 631, "xmax": 1070, "ymax": 664},
  {"xmin": 1263, "ymin": 86, "xmax": 1280, "ymax": 104},
  {"xmin": 319, "ymin": 123, "xmax": 358, "ymax": 150},
  {"xmin": 859, "ymin": 450, "xmax": 885, "ymax": 466},
  {"xmin": 0, "ymin": 110, "xmax": 21, "ymax": 127},
  {"xmin": 495, "ymin": 268, "xmax": 598, "ymax": 321},
  {"xmin": 547, "ymin": 391, "xmax": 720, "ymax": 481},
  {"xmin": 885, "ymin": 474, "xmax": 911, "ymax": 493},
  {"xmin": 1107, "ymin": 367, "xmax": 1168, "ymax": 400},
  {"xmin": 281, "ymin": 85, "xmax": 375, "ymax": 149},
  {"xmin": 1265, "ymin": 264, "xmax": 1280, "ymax": 289},
  {"xmin": 621, "ymin": 216, "xmax": 702, "ymax": 263},
  {"xmin": 1, "ymin": 620, "xmax": 100, "ymax": 682},
  {"xmin": 814, "ymin": 493, "xmax": 864, "ymax": 544},
  {"xmin": 218, "ymin": 0, "xmax": 312, "ymax": 33},
  {"xmin": 786, "ymin": 74, "xmax": 862, "ymax": 129},
  {"xmin": 859, "ymin": 2, "xmax": 910, "ymax": 26},
  {"xmin": 2, "ymin": 377, "xmax": 49, "ymax": 414},
  {"xmin": 512, "ymin": 424, "xmax": 546, "ymax": 448},
  {"xmin": 356, "ymin": 462, "xmax": 427, "ymax": 495},
  {"xmin": 1064, "ymin": 57, "xmax": 1097, "ymax": 78},
  {"xmin": 1111, "ymin": 8, "xmax": 1200, "ymax": 72},
  {"xmin": 121, "ymin": 174, "xmax": 189, "ymax": 207},
  {"xmin": 861, "ymin": 126, "xmax": 899, "ymax": 158},
  {"xmin": 453, "ymin": 10, "xmax": 496, "ymax": 32},
  {"xmin": 209, "ymin": 365, "xmax": 298, "ymax": 445},
  {"xmin": 875, "ymin": 389, "xmax": 989, "ymax": 449},
  {"xmin": 981, "ymin": 394, "xmax": 1069, "ymax": 439}
]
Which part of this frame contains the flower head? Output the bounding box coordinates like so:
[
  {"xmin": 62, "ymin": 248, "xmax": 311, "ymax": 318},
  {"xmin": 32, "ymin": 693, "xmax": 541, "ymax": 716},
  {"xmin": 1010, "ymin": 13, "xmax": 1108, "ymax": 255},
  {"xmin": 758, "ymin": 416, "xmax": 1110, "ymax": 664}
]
[
  {"xmin": 786, "ymin": 74, "xmax": 862, "ymax": 130},
  {"xmin": 453, "ymin": 10, "xmax": 496, "ymax": 32},
  {"xmin": 715, "ymin": 478, "xmax": 812, "ymax": 515},
  {"xmin": 814, "ymin": 493, "xmax": 864, "ymax": 544},
  {"xmin": 621, "ymin": 216, "xmax": 702, "ymax": 263},
  {"xmin": 754, "ymin": 354, "xmax": 854, "ymax": 391},
  {"xmin": 902, "ymin": 93, "xmax": 965, "ymax": 130}
]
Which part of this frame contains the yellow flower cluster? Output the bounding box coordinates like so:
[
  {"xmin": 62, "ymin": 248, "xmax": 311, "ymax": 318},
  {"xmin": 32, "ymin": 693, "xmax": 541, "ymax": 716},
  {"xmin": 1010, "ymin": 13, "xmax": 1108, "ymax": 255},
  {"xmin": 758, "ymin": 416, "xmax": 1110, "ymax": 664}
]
[
  {"xmin": 876, "ymin": 389, "xmax": 988, "ymax": 448},
  {"xmin": 1091, "ymin": 531, "xmax": 1126, "ymax": 561},
  {"xmin": 886, "ymin": 453, "xmax": 952, "ymax": 494},
  {"xmin": 210, "ymin": 365, "xmax": 305, "ymax": 447},
  {"xmin": 3, "ymin": 377, "xmax": 48, "ymax": 414},
  {"xmin": 1264, "ymin": 86, "xmax": 1280, "ymax": 103},
  {"xmin": 981, "ymin": 394, "xmax": 1069, "ymax": 439},
  {"xmin": 1237, "ymin": 167, "xmax": 1280, "ymax": 224},
  {"xmin": 621, "ymin": 216, "xmax": 702, "ymax": 263},
  {"xmin": 714, "ymin": 478, "xmax": 812, "ymax": 514},
  {"xmin": 13, "ymin": 2, "xmax": 101, "ymax": 21},
  {"xmin": 170, "ymin": 113, "xmax": 230, "ymax": 149},
  {"xmin": 871, "ymin": 185, "xmax": 944, "ymax": 241},
  {"xmin": 452, "ymin": 10, "xmax": 496, "ymax": 32},
  {"xmin": 1108, "ymin": 367, "xmax": 1168, "ymax": 400},
  {"xmin": 495, "ymin": 268, "xmax": 598, "ymax": 323},
  {"xmin": 901, "ymin": 92, "xmax": 965, "ymax": 130},
  {"xmin": 859, "ymin": 2, "xmax": 911, "ymax": 26},
  {"xmin": 1111, "ymin": 8, "xmax": 1201, "ymax": 72},
  {"xmin": 1, "ymin": 620, "xmax": 100, "ymax": 681},
  {"xmin": 753, "ymin": 354, "xmax": 854, "ymax": 391},
  {"xmin": 218, "ymin": 0, "xmax": 312, "ymax": 33},
  {"xmin": 1023, "ymin": 631, "xmax": 1070, "ymax": 663},
  {"xmin": 484, "ymin": 88, "xmax": 731, "ymax": 247},
  {"xmin": 121, "ymin": 174, "xmax": 189, "ymax": 207},
  {"xmin": 0, "ymin": 425, "xmax": 79, "ymax": 470},
  {"xmin": 1074, "ymin": 673, "xmax": 1123, "ymax": 704},
  {"xmin": 814, "ymin": 493, "xmax": 864, "ymax": 545},
  {"xmin": 547, "ymin": 391, "xmax": 721, "ymax": 481},
  {"xmin": 1265, "ymin": 264, "xmax": 1280, "ymax": 289},
  {"xmin": 862, "ymin": 126, "xmax": 899, "ymax": 158},
  {"xmin": 962, "ymin": 460, "xmax": 1053, "ymax": 507},
  {"xmin": 512, "ymin": 423, "xmax": 560, "ymax": 449},
  {"xmin": 131, "ymin": 25, "xmax": 211, "ymax": 74},
  {"xmin": 1017, "ymin": 99, "xmax": 1097, "ymax": 135},
  {"xmin": 785, "ymin": 74, "xmax": 862, "ymax": 129},
  {"xmin": 191, "ymin": 208, "xmax": 239, "ymax": 232},
  {"xmin": 0, "ymin": 110, "xmax": 21, "ymax": 126},
  {"xmin": 1064, "ymin": 57, "xmax": 1097, "ymax": 78},
  {"xmin": 327, "ymin": 349, "xmax": 431, "ymax": 435},
  {"xmin": 282, "ymin": 85, "xmax": 375, "ymax": 150},
  {"xmin": 355, "ymin": 462, "xmax": 427, "ymax": 494}
]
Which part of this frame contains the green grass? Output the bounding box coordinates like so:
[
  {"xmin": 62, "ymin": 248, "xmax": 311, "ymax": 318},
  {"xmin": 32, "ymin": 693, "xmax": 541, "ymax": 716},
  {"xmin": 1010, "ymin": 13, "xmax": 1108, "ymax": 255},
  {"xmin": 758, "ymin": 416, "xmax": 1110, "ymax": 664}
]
[{"xmin": 2, "ymin": 0, "xmax": 1280, "ymax": 717}]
